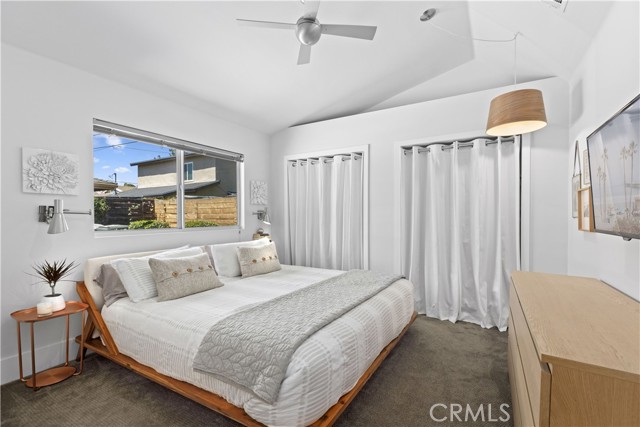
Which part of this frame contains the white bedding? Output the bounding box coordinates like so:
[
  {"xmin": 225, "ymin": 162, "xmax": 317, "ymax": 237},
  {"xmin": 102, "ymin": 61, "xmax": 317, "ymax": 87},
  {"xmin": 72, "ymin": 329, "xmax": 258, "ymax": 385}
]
[{"xmin": 101, "ymin": 265, "xmax": 414, "ymax": 427}]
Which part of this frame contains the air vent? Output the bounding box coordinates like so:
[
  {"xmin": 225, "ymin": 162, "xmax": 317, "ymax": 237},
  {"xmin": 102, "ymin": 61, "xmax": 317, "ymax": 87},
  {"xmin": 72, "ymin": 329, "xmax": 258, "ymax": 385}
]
[{"xmin": 541, "ymin": 0, "xmax": 568, "ymax": 12}]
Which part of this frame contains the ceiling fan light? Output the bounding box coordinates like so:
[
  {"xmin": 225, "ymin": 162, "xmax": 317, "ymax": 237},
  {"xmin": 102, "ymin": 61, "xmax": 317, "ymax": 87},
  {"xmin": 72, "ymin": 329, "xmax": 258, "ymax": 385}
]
[
  {"xmin": 486, "ymin": 89, "xmax": 547, "ymax": 136},
  {"xmin": 295, "ymin": 18, "xmax": 321, "ymax": 45}
]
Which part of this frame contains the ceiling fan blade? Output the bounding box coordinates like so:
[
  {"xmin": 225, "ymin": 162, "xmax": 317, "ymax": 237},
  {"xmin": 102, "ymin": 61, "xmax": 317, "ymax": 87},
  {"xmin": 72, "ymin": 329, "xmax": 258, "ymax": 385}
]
[
  {"xmin": 236, "ymin": 19, "xmax": 296, "ymax": 30},
  {"xmin": 321, "ymin": 24, "xmax": 377, "ymax": 40},
  {"xmin": 297, "ymin": 44, "xmax": 312, "ymax": 65},
  {"xmin": 302, "ymin": 0, "xmax": 321, "ymax": 20}
]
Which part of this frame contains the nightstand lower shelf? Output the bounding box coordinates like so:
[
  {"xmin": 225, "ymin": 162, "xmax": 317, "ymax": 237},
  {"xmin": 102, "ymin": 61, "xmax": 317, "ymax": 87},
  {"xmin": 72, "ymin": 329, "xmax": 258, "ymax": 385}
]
[{"xmin": 24, "ymin": 366, "xmax": 76, "ymax": 388}]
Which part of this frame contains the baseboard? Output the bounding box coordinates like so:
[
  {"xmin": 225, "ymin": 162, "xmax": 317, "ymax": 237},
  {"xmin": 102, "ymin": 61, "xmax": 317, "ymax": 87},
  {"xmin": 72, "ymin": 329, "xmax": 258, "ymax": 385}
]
[{"xmin": 1, "ymin": 339, "xmax": 81, "ymax": 385}]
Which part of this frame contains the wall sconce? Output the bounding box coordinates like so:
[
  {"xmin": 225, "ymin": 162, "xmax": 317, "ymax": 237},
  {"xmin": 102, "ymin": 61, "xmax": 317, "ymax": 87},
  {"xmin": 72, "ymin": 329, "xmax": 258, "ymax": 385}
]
[
  {"xmin": 253, "ymin": 207, "xmax": 271, "ymax": 225},
  {"xmin": 38, "ymin": 199, "xmax": 92, "ymax": 234}
]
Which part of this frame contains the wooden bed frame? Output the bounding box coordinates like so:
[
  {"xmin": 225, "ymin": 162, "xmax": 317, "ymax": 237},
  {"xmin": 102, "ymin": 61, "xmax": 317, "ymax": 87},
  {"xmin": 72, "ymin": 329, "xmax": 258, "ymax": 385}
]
[{"xmin": 75, "ymin": 281, "xmax": 416, "ymax": 427}]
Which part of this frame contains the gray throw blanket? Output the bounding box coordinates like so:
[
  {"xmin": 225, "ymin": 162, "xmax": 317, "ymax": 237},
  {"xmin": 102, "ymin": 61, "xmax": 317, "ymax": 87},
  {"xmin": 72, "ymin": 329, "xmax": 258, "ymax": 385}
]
[{"xmin": 193, "ymin": 269, "xmax": 401, "ymax": 403}]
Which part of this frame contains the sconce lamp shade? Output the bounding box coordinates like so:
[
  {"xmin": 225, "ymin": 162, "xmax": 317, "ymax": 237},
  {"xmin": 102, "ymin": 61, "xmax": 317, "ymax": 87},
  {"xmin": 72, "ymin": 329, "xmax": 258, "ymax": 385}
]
[
  {"xmin": 48, "ymin": 199, "xmax": 69, "ymax": 234},
  {"xmin": 486, "ymin": 89, "xmax": 547, "ymax": 136}
]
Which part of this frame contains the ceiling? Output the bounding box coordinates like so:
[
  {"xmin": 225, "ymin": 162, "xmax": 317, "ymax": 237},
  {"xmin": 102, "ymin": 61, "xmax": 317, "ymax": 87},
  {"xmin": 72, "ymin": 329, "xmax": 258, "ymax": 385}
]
[{"xmin": 1, "ymin": 1, "xmax": 613, "ymax": 135}]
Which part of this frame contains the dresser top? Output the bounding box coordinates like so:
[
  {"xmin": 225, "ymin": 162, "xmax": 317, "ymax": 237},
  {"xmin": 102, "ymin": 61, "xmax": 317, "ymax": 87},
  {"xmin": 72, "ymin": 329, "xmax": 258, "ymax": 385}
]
[{"xmin": 511, "ymin": 271, "xmax": 640, "ymax": 382}]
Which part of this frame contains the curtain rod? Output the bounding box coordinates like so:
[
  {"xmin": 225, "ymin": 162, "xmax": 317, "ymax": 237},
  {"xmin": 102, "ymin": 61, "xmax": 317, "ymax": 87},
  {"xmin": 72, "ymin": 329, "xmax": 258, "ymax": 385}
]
[
  {"xmin": 403, "ymin": 136, "xmax": 518, "ymax": 154},
  {"xmin": 288, "ymin": 152, "xmax": 363, "ymax": 166},
  {"xmin": 401, "ymin": 135, "xmax": 515, "ymax": 151}
]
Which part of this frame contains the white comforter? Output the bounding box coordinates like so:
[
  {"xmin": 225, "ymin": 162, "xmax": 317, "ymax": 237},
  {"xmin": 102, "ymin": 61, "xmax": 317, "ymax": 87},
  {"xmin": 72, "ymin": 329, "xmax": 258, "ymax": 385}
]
[{"xmin": 102, "ymin": 265, "xmax": 414, "ymax": 427}]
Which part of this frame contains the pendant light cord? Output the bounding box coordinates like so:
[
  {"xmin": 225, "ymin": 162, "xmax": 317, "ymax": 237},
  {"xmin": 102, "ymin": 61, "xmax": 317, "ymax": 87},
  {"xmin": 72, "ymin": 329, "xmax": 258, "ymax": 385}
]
[
  {"xmin": 514, "ymin": 32, "xmax": 518, "ymax": 89},
  {"xmin": 426, "ymin": 19, "xmax": 518, "ymax": 43},
  {"xmin": 426, "ymin": 18, "xmax": 521, "ymax": 89}
]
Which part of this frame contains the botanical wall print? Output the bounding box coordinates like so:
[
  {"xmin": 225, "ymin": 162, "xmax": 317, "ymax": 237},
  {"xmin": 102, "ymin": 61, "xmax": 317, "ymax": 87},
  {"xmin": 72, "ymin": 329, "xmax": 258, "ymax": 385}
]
[
  {"xmin": 22, "ymin": 148, "xmax": 79, "ymax": 195},
  {"xmin": 578, "ymin": 187, "xmax": 594, "ymax": 232},
  {"xmin": 250, "ymin": 180, "xmax": 267, "ymax": 205},
  {"xmin": 582, "ymin": 149, "xmax": 591, "ymax": 186}
]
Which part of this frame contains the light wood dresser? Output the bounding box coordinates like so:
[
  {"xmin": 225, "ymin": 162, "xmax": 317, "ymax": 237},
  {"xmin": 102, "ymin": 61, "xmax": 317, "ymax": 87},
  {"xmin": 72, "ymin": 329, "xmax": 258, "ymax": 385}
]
[{"xmin": 508, "ymin": 271, "xmax": 639, "ymax": 427}]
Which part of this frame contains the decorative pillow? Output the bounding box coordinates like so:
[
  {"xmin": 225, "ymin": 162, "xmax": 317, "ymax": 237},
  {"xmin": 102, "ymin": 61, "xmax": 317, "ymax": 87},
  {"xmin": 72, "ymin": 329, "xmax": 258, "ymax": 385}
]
[
  {"xmin": 209, "ymin": 238, "xmax": 270, "ymax": 277},
  {"xmin": 111, "ymin": 247, "xmax": 203, "ymax": 302},
  {"xmin": 236, "ymin": 242, "xmax": 282, "ymax": 278},
  {"xmin": 149, "ymin": 253, "xmax": 223, "ymax": 302},
  {"xmin": 95, "ymin": 264, "xmax": 128, "ymax": 307}
]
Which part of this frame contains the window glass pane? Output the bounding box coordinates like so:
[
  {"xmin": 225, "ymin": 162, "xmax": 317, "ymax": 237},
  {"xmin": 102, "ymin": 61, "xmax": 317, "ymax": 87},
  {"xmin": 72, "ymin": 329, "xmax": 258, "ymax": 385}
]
[
  {"xmin": 93, "ymin": 132, "xmax": 178, "ymax": 231},
  {"xmin": 183, "ymin": 152, "xmax": 238, "ymax": 228},
  {"xmin": 184, "ymin": 162, "xmax": 194, "ymax": 181}
]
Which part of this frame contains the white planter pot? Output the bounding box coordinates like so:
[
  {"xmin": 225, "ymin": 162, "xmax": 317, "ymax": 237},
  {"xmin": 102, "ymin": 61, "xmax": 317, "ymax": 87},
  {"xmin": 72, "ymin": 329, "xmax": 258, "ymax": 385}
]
[{"xmin": 43, "ymin": 294, "xmax": 65, "ymax": 312}]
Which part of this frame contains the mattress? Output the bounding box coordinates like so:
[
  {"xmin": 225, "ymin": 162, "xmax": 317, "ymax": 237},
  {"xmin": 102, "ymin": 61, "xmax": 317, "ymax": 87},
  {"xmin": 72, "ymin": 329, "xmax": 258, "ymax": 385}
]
[{"xmin": 101, "ymin": 265, "xmax": 414, "ymax": 426}]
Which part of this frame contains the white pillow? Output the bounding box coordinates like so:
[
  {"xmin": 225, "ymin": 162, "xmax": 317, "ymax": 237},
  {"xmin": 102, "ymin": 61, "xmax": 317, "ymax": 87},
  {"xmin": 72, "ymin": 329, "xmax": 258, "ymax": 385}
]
[
  {"xmin": 111, "ymin": 246, "xmax": 203, "ymax": 302},
  {"xmin": 209, "ymin": 238, "xmax": 270, "ymax": 277}
]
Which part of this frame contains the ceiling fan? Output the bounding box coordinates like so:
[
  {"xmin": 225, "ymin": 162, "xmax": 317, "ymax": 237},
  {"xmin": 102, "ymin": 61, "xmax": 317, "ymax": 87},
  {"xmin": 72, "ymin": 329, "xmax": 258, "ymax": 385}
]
[{"xmin": 237, "ymin": 1, "xmax": 377, "ymax": 65}]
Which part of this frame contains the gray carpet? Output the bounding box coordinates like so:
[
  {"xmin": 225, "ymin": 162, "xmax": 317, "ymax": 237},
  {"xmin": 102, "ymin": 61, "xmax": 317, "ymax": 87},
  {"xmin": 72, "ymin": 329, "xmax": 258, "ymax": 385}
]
[{"xmin": 1, "ymin": 316, "xmax": 511, "ymax": 427}]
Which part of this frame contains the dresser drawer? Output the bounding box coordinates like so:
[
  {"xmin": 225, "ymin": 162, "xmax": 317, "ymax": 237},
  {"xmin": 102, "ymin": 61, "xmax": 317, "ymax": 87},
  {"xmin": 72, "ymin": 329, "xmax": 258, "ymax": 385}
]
[
  {"xmin": 508, "ymin": 315, "xmax": 535, "ymax": 427},
  {"xmin": 510, "ymin": 284, "xmax": 551, "ymax": 427}
]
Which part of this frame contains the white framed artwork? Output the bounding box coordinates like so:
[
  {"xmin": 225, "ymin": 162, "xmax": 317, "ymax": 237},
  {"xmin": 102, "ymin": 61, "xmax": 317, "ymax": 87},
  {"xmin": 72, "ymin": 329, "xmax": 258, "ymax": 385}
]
[
  {"xmin": 22, "ymin": 148, "xmax": 79, "ymax": 195},
  {"xmin": 250, "ymin": 180, "xmax": 267, "ymax": 205}
]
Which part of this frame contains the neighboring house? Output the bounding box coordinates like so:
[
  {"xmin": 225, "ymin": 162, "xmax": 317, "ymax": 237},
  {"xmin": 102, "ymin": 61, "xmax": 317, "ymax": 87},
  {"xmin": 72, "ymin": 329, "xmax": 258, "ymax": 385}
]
[
  {"xmin": 120, "ymin": 154, "xmax": 236, "ymax": 198},
  {"xmin": 93, "ymin": 178, "xmax": 118, "ymax": 196}
]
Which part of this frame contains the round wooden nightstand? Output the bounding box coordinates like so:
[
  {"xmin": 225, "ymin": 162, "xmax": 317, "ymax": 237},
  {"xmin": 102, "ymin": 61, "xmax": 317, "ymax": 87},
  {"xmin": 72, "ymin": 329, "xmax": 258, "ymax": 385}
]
[{"xmin": 11, "ymin": 301, "xmax": 88, "ymax": 390}]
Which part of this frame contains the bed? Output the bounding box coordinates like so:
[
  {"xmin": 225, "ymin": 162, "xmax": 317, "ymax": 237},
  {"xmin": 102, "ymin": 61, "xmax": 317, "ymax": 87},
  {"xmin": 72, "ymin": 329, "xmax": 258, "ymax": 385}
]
[{"xmin": 76, "ymin": 245, "xmax": 415, "ymax": 427}]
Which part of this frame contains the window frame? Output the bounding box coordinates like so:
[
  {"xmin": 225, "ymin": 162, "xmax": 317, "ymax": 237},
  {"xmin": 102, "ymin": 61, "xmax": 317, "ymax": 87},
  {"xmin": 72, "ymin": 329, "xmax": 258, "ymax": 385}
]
[{"xmin": 92, "ymin": 119, "xmax": 244, "ymax": 234}]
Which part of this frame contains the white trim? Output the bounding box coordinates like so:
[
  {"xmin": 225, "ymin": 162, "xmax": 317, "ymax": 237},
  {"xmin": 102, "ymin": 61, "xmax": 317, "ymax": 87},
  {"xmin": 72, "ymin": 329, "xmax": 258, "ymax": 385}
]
[
  {"xmin": 520, "ymin": 134, "xmax": 532, "ymax": 271},
  {"xmin": 283, "ymin": 145, "xmax": 370, "ymax": 269}
]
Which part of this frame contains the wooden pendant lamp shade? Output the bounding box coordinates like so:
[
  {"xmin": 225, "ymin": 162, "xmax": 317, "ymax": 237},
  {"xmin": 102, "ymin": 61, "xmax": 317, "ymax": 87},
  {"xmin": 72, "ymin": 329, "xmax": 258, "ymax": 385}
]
[{"xmin": 486, "ymin": 88, "xmax": 547, "ymax": 136}]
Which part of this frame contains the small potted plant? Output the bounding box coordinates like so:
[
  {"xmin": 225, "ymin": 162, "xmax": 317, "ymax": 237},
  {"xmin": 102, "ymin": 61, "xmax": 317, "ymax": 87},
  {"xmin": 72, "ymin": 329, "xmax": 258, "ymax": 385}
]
[{"xmin": 30, "ymin": 259, "xmax": 77, "ymax": 312}]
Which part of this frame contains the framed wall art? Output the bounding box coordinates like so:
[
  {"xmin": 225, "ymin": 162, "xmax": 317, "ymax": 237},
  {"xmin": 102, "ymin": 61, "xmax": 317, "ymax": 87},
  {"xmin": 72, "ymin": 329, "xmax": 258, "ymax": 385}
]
[
  {"xmin": 250, "ymin": 180, "xmax": 267, "ymax": 205},
  {"xmin": 582, "ymin": 149, "xmax": 590, "ymax": 187},
  {"xmin": 22, "ymin": 148, "xmax": 79, "ymax": 195},
  {"xmin": 572, "ymin": 141, "xmax": 581, "ymax": 218},
  {"xmin": 586, "ymin": 93, "xmax": 640, "ymax": 240},
  {"xmin": 578, "ymin": 187, "xmax": 594, "ymax": 232}
]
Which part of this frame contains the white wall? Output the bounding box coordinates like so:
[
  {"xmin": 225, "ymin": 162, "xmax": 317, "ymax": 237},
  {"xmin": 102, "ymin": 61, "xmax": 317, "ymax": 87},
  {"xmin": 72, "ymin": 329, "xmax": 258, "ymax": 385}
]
[
  {"xmin": 269, "ymin": 77, "xmax": 570, "ymax": 277},
  {"xmin": 0, "ymin": 44, "xmax": 270, "ymax": 383},
  {"xmin": 567, "ymin": 1, "xmax": 640, "ymax": 300}
]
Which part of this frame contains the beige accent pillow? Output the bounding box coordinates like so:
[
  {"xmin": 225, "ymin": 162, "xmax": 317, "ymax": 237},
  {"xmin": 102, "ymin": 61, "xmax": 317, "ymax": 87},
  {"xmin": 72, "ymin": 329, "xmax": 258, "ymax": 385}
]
[
  {"xmin": 236, "ymin": 242, "xmax": 282, "ymax": 278},
  {"xmin": 149, "ymin": 253, "xmax": 223, "ymax": 302}
]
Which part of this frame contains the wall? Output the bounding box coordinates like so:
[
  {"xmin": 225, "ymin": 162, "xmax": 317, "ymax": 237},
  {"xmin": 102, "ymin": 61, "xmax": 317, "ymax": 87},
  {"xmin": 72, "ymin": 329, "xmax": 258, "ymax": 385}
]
[
  {"xmin": 269, "ymin": 77, "xmax": 570, "ymax": 277},
  {"xmin": 567, "ymin": 1, "xmax": 640, "ymax": 300},
  {"xmin": 0, "ymin": 44, "xmax": 270, "ymax": 383}
]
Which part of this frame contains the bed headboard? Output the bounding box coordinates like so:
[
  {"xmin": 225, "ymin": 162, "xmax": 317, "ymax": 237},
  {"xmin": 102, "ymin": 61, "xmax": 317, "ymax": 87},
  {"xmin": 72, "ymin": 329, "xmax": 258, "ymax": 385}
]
[{"xmin": 83, "ymin": 248, "xmax": 167, "ymax": 311}]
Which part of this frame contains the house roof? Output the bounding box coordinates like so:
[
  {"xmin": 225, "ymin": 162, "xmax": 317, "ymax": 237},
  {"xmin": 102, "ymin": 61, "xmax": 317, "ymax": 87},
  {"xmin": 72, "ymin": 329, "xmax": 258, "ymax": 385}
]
[
  {"xmin": 93, "ymin": 178, "xmax": 118, "ymax": 191},
  {"xmin": 107, "ymin": 180, "xmax": 220, "ymax": 198}
]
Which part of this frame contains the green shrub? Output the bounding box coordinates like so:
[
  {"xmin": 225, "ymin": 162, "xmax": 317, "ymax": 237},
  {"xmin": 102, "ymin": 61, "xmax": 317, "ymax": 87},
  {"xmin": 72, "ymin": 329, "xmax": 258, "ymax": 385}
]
[
  {"xmin": 94, "ymin": 198, "xmax": 109, "ymax": 224},
  {"xmin": 185, "ymin": 220, "xmax": 220, "ymax": 228},
  {"xmin": 128, "ymin": 219, "xmax": 170, "ymax": 230}
]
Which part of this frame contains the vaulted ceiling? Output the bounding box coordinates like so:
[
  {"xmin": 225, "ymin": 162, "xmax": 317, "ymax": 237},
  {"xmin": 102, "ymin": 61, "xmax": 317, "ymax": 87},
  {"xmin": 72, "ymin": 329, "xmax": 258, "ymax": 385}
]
[{"xmin": 1, "ymin": 1, "xmax": 613, "ymax": 134}]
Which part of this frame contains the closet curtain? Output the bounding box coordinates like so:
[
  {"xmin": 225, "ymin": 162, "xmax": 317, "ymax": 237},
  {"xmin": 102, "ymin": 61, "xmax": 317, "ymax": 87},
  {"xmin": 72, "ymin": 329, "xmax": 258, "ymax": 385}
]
[
  {"xmin": 286, "ymin": 153, "xmax": 364, "ymax": 270},
  {"xmin": 401, "ymin": 138, "xmax": 520, "ymax": 331}
]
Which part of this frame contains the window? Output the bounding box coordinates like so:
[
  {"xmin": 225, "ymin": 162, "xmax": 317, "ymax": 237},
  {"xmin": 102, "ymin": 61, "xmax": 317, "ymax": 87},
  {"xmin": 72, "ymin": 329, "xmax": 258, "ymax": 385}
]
[
  {"xmin": 184, "ymin": 162, "xmax": 194, "ymax": 181},
  {"xmin": 92, "ymin": 119, "xmax": 243, "ymax": 232}
]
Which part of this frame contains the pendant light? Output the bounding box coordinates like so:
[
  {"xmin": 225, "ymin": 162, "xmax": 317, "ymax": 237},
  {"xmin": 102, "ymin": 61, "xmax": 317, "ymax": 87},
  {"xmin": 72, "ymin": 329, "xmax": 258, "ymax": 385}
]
[{"xmin": 486, "ymin": 33, "xmax": 547, "ymax": 136}]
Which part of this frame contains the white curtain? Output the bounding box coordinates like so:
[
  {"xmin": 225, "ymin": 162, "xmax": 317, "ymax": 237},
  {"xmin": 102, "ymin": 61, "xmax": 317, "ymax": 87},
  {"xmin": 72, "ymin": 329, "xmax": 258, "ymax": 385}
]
[
  {"xmin": 401, "ymin": 138, "xmax": 519, "ymax": 331},
  {"xmin": 286, "ymin": 153, "xmax": 364, "ymax": 270}
]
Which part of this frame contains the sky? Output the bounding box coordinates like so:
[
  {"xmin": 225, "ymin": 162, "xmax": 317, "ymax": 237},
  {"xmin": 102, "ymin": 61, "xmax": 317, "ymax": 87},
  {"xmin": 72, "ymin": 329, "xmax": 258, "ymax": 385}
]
[{"xmin": 93, "ymin": 133, "xmax": 172, "ymax": 186}]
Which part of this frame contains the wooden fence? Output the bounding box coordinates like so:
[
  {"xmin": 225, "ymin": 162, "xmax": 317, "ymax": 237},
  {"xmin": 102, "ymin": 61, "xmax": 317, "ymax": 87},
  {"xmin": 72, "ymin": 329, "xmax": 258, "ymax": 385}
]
[
  {"xmin": 100, "ymin": 196, "xmax": 237, "ymax": 227},
  {"xmin": 155, "ymin": 197, "xmax": 237, "ymax": 226},
  {"xmin": 103, "ymin": 197, "xmax": 156, "ymax": 225}
]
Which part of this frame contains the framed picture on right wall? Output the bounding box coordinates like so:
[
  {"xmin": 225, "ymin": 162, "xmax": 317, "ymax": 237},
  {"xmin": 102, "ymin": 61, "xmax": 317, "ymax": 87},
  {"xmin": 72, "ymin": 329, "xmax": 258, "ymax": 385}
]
[{"xmin": 578, "ymin": 187, "xmax": 594, "ymax": 232}]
